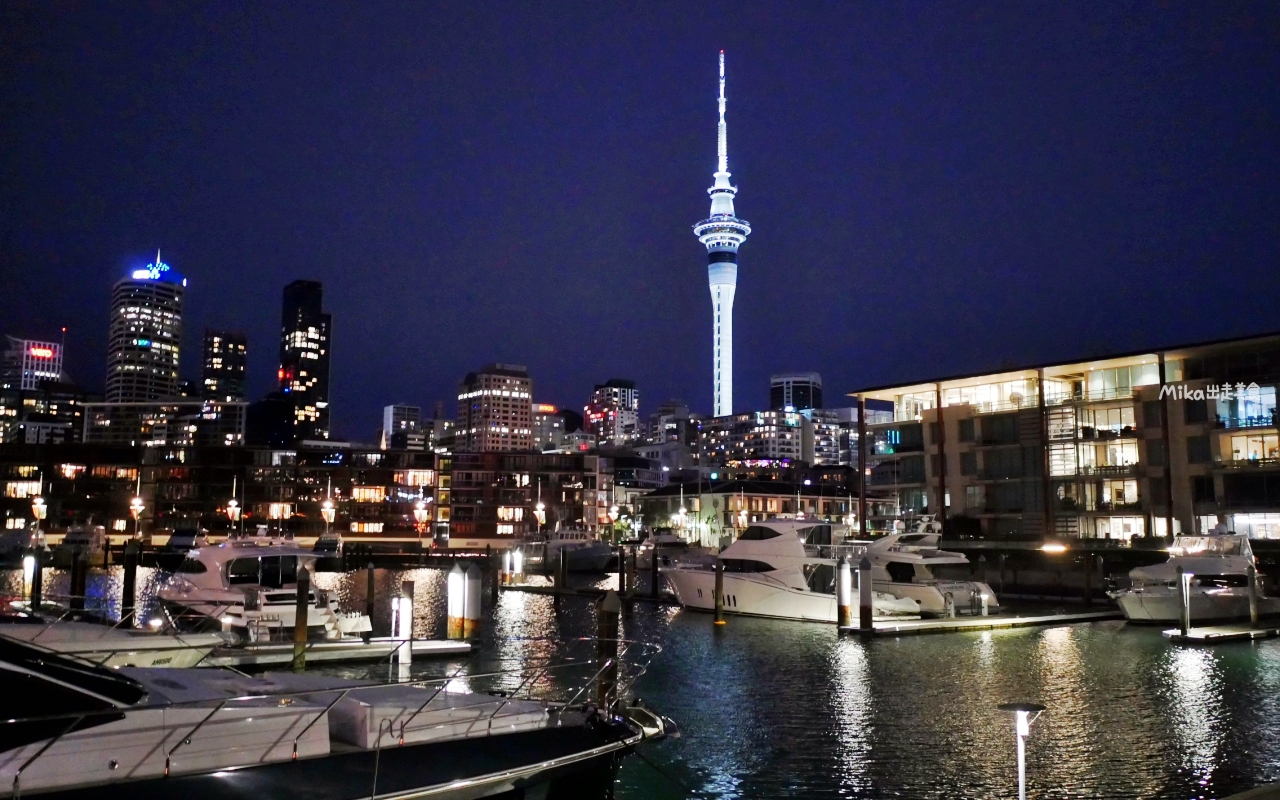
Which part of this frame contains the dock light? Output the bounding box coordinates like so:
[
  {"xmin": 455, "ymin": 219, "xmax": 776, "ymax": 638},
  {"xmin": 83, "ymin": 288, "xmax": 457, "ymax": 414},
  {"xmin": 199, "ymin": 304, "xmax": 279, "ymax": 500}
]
[
  {"xmin": 321, "ymin": 499, "xmax": 336, "ymax": 525},
  {"xmin": 226, "ymin": 498, "xmax": 240, "ymax": 523},
  {"xmin": 148, "ymin": 618, "xmax": 164, "ymax": 629},
  {"xmin": 1041, "ymin": 542, "xmax": 1067, "ymax": 554},
  {"xmin": 608, "ymin": 505, "xmax": 619, "ymax": 524},
  {"xmin": 30, "ymin": 496, "xmax": 46, "ymax": 522},
  {"xmin": 533, "ymin": 502, "xmax": 546, "ymax": 526},
  {"xmin": 220, "ymin": 615, "xmax": 234, "ymax": 631},
  {"xmin": 998, "ymin": 702, "xmax": 1045, "ymax": 800},
  {"xmin": 513, "ymin": 548, "xmax": 524, "ymax": 578}
]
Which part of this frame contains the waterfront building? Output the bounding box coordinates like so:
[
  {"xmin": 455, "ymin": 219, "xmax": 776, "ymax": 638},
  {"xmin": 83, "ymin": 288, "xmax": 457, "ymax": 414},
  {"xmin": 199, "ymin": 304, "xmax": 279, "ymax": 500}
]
[
  {"xmin": 106, "ymin": 252, "xmax": 185, "ymax": 403},
  {"xmin": 2, "ymin": 336, "xmax": 63, "ymax": 391},
  {"xmin": 644, "ymin": 399, "xmax": 703, "ymax": 447},
  {"xmin": 637, "ymin": 478, "xmax": 857, "ymax": 547},
  {"xmin": 455, "ymin": 364, "xmax": 533, "ymax": 452},
  {"xmin": 771, "ymin": 372, "xmax": 823, "ymax": 411},
  {"xmin": 278, "ymin": 280, "xmax": 332, "ymax": 442},
  {"xmin": 851, "ymin": 331, "xmax": 1280, "ymax": 540},
  {"xmin": 533, "ymin": 403, "xmax": 565, "ymax": 451},
  {"xmin": 636, "ymin": 440, "xmax": 697, "ymax": 476},
  {"xmin": 381, "ymin": 404, "xmax": 425, "ymax": 450},
  {"xmin": 82, "ymin": 400, "xmax": 246, "ymax": 448},
  {"xmin": 201, "ymin": 330, "xmax": 247, "ymax": 401},
  {"xmin": 446, "ymin": 451, "xmax": 611, "ymax": 548},
  {"xmin": 584, "ymin": 378, "xmax": 640, "ymax": 445},
  {"xmin": 693, "ymin": 52, "xmax": 751, "ymax": 418}
]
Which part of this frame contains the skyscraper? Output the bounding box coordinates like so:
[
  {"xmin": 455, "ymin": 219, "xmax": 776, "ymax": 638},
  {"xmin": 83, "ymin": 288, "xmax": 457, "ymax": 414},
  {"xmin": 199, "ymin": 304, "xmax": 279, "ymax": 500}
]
[
  {"xmin": 770, "ymin": 372, "xmax": 823, "ymax": 411},
  {"xmin": 201, "ymin": 329, "xmax": 247, "ymax": 401},
  {"xmin": 584, "ymin": 378, "xmax": 640, "ymax": 445},
  {"xmin": 693, "ymin": 51, "xmax": 751, "ymax": 418},
  {"xmin": 106, "ymin": 251, "xmax": 185, "ymax": 402},
  {"xmin": 456, "ymin": 364, "xmax": 533, "ymax": 452},
  {"xmin": 1, "ymin": 336, "xmax": 63, "ymax": 391},
  {"xmin": 278, "ymin": 280, "xmax": 331, "ymax": 441}
]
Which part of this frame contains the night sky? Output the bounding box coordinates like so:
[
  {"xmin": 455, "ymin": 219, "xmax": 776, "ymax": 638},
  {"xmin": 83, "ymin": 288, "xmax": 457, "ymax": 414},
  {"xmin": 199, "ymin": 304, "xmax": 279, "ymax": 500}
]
[{"xmin": 2, "ymin": 2, "xmax": 1277, "ymax": 440}]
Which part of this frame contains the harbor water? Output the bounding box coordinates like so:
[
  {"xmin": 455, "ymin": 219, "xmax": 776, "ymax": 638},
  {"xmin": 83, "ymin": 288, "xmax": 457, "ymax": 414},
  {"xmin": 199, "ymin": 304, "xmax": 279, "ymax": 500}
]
[{"xmin": 10, "ymin": 565, "xmax": 1280, "ymax": 799}]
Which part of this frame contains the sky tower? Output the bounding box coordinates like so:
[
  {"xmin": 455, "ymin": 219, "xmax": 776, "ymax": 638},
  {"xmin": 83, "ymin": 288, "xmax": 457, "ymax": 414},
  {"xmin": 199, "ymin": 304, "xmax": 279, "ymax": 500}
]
[{"xmin": 693, "ymin": 50, "xmax": 751, "ymax": 418}]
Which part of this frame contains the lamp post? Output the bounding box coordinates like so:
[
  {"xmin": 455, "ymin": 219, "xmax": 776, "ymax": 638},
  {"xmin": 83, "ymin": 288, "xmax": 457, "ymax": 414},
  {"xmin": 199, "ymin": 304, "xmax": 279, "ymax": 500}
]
[
  {"xmin": 30, "ymin": 495, "xmax": 46, "ymax": 548},
  {"xmin": 129, "ymin": 495, "xmax": 145, "ymax": 541},
  {"xmin": 998, "ymin": 702, "xmax": 1046, "ymax": 800},
  {"xmin": 413, "ymin": 498, "xmax": 430, "ymax": 537},
  {"xmin": 321, "ymin": 499, "xmax": 336, "ymax": 533}
]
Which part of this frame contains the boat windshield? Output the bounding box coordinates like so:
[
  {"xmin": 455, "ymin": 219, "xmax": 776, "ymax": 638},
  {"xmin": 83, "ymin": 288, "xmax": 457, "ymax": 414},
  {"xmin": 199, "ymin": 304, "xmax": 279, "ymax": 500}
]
[
  {"xmin": 227, "ymin": 555, "xmax": 299, "ymax": 587},
  {"xmin": 739, "ymin": 525, "xmax": 782, "ymax": 541},
  {"xmin": 1170, "ymin": 536, "xmax": 1250, "ymax": 557}
]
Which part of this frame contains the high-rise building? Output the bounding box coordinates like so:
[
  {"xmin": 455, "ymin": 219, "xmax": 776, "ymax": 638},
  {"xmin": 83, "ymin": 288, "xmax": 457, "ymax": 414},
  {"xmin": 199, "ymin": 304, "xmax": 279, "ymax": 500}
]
[
  {"xmin": 202, "ymin": 330, "xmax": 247, "ymax": 401},
  {"xmin": 693, "ymin": 52, "xmax": 751, "ymax": 418},
  {"xmin": 106, "ymin": 251, "xmax": 185, "ymax": 402},
  {"xmin": 278, "ymin": 280, "xmax": 331, "ymax": 442},
  {"xmin": 771, "ymin": 372, "xmax": 823, "ymax": 411},
  {"xmin": 584, "ymin": 378, "xmax": 640, "ymax": 445},
  {"xmin": 381, "ymin": 404, "xmax": 425, "ymax": 450},
  {"xmin": 533, "ymin": 403, "xmax": 565, "ymax": 451},
  {"xmin": 2, "ymin": 336, "xmax": 63, "ymax": 391},
  {"xmin": 456, "ymin": 364, "xmax": 533, "ymax": 452}
]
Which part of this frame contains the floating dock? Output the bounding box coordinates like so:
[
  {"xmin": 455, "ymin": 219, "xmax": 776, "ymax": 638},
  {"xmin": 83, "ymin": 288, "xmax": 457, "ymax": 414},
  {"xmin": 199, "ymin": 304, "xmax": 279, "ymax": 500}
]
[
  {"xmin": 205, "ymin": 638, "xmax": 471, "ymax": 667},
  {"xmin": 840, "ymin": 610, "xmax": 1123, "ymax": 637},
  {"xmin": 1163, "ymin": 624, "xmax": 1280, "ymax": 645}
]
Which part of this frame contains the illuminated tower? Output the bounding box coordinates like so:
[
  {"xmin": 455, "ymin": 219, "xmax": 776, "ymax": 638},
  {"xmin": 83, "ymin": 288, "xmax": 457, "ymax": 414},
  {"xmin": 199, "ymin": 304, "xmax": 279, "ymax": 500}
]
[
  {"xmin": 278, "ymin": 280, "xmax": 331, "ymax": 441},
  {"xmin": 106, "ymin": 250, "xmax": 186, "ymax": 402},
  {"xmin": 693, "ymin": 51, "xmax": 751, "ymax": 418}
]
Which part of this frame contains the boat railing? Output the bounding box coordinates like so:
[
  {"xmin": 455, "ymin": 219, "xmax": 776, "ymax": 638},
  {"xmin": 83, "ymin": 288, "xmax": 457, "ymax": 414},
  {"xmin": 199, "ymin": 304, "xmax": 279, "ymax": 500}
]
[
  {"xmin": 803, "ymin": 543, "xmax": 869, "ymax": 561},
  {"xmin": 4, "ymin": 635, "xmax": 662, "ymax": 795}
]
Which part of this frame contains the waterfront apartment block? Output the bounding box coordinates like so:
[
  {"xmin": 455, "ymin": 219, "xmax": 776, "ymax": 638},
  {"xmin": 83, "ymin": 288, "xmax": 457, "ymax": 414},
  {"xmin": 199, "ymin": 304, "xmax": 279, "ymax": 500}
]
[
  {"xmin": 850, "ymin": 331, "xmax": 1280, "ymax": 541},
  {"xmin": 82, "ymin": 400, "xmax": 247, "ymax": 448}
]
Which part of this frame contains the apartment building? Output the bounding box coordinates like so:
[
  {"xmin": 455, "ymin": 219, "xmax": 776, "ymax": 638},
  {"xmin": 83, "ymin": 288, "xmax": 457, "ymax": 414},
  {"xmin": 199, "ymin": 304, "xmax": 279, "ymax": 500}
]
[{"xmin": 850, "ymin": 331, "xmax": 1280, "ymax": 541}]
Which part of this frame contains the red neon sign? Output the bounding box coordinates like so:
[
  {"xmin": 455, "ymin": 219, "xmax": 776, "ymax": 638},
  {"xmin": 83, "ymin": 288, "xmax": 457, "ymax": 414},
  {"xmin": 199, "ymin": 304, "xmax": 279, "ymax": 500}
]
[{"xmin": 28, "ymin": 347, "xmax": 54, "ymax": 359}]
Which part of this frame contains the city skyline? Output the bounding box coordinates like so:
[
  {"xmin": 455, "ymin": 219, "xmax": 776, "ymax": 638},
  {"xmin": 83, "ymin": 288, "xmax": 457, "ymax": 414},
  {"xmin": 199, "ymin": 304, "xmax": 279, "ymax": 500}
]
[{"xmin": 3, "ymin": 4, "xmax": 1278, "ymax": 439}]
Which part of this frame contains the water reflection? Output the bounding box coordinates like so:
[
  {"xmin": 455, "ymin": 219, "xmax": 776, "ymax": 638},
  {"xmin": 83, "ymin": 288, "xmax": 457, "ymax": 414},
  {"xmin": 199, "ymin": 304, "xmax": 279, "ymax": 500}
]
[
  {"xmin": 1164, "ymin": 647, "xmax": 1226, "ymax": 790},
  {"xmin": 830, "ymin": 639, "xmax": 871, "ymax": 793}
]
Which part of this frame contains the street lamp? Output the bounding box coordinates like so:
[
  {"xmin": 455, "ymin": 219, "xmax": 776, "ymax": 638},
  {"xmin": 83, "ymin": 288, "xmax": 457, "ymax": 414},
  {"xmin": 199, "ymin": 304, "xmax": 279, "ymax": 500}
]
[
  {"xmin": 30, "ymin": 495, "xmax": 46, "ymax": 548},
  {"xmin": 226, "ymin": 498, "xmax": 241, "ymax": 524},
  {"xmin": 608, "ymin": 505, "xmax": 619, "ymax": 524},
  {"xmin": 413, "ymin": 498, "xmax": 431, "ymax": 532},
  {"xmin": 129, "ymin": 495, "xmax": 145, "ymax": 541},
  {"xmin": 998, "ymin": 702, "xmax": 1045, "ymax": 800},
  {"xmin": 321, "ymin": 499, "xmax": 336, "ymax": 532}
]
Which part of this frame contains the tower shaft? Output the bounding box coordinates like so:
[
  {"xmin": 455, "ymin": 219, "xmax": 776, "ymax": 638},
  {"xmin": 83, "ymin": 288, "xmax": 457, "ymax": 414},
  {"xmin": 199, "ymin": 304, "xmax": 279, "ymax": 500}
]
[{"xmin": 693, "ymin": 51, "xmax": 750, "ymax": 418}]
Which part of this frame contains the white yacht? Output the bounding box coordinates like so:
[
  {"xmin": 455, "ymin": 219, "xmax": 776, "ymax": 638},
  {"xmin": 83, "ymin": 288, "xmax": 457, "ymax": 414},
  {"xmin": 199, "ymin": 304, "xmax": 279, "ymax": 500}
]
[
  {"xmin": 1111, "ymin": 534, "xmax": 1280, "ymax": 623},
  {"xmin": 156, "ymin": 534, "xmax": 371, "ymax": 642},
  {"xmin": 863, "ymin": 517, "xmax": 1002, "ymax": 616},
  {"xmin": 525, "ymin": 528, "xmax": 616, "ymax": 573},
  {"xmin": 0, "ymin": 619, "xmax": 224, "ymax": 668},
  {"xmin": 0, "ymin": 636, "xmax": 668, "ymax": 799},
  {"xmin": 661, "ymin": 520, "xmax": 920, "ymax": 622},
  {"xmin": 637, "ymin": 531, "xmax": 712, "ymax": 570}
]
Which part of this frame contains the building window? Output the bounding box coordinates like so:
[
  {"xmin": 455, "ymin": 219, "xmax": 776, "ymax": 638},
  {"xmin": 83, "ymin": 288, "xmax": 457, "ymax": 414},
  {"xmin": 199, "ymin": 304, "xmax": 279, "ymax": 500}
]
[
  {"xmin": 1184, "ymin": 398, "xmax": 1208, "ymax": 424},
  {"xmin": 5, "ymin": 481, "xmax": 41, "ymax": 499},
  {"xmin": 1187, "ymin": 436, "xmax": 1211, "ymax": 464},
  {"xmin": 960, "ymin": 452, "xmax": 977, "ymax": 476},
  {"xmin": 1146, "ymin": 439, "xmax": 1166, "ymax": 467},
  {"xmin": 1142, "ymin": 401, "xmax": 1163, "ymax": 428},
  {"xmin": 349, "ymin": 522, "xmax": 385, "ymax": 533},
  {"xmin": 1193, "ymin": 476, "xmax": 1216, "ymax": 503},
  {"xmin": 352, "ymin": 486, "xmax": 386, "ymax": 503},
  {"xmin": 958, "ymin": 419, "xmax": 974, "ymax": 442}
]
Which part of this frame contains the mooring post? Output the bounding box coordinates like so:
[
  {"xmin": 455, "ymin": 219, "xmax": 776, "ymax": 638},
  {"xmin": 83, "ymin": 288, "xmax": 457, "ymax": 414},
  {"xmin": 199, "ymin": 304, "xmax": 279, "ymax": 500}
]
[
  {"xmin": 464, "ymin": 563, "xmax": 481, "ymax": 638},
  {"xmin": 1177, "ymin": 566, "xmax": 1191, "ymax": 637},
  {"xmin": 595, "ymin": 590, "xmax": 621, "ymax": 710},
  {"xmin": 1082, "ymin": 554, "xmax": 1092, "ymax": 606},
  {"xmin": 365, "ymin": 561, "xmax": 376, "ymax": 622},
  {"xmin": 292, "ymin": 567, "xmax": 310, "ymax": 672},
  {"xmin": 487, "ymin": 545, "xmax": 498, "ymax": 606},
  {"xmin": 713, "ymin": 558, "xmax": 726, "ymax": 626},
  {"xmin": 999, "ymin": 553, "xmax": 1007, "ymax": 596},
  {"xmin": 446, "ymin": 564, "xmax": 464, "ymax": 640},
  {"xmin": 836, "ymin": 556, "xmax": 853, "ymax": 632},
  {"xmin": 650, "ymin": 543, "xmax": 660, "ymax": 599},
  {"xmin": 122, "ymin": 539, "xmax": 138, "ymax": 626},
  {"xmin": 1248, "ymin": 564, "xmax": 1259, "ymax": 629},
  {"xmin": 858, "ymin": 556, "xmax": 874, "ymax": 635},
  {"xmin": 558, "ymin": 549, "xmax": 569, "ymax": 593},
  {"xmin": 616, "ymin": 544, "xmax": 627, "ymax": 595},
  {"xmin": 69, "ymin": 551, "xmax": 86, "ymax": 611},
  {"xmin": 29, "ymin": 548, "xmax": 43, "ymax": 612},
  {"xmin": 397, "ymin": 580, "xmax": 415, "ymax": 681}
]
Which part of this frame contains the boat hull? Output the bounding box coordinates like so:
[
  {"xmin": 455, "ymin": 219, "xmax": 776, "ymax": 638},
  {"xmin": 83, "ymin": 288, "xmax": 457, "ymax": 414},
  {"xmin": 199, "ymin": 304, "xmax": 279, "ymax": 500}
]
[
  {"xmin": 1116, "ymin": 589, "xmax": 1280, "ymax": 623},
  {"xmin": 20, "ymin": 720, "xmax": 637, "ymax": 800},
  {"xmin": 662, "ymin": 567, "xmax": 918, "ymax": 622},
  {"xmin": 873, "ymin": 579, "xmax": 1002, "ymax": 616}
]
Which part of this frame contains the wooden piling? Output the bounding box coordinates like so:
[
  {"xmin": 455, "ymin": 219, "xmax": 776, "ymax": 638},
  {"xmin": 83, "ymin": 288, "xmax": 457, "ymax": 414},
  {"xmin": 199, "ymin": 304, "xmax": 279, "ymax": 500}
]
[
  {"xmin": 487, "ymin": 545, "xmax": 498, "ymax": 606},
  {"xmin": 29, "ymin": 549, "xmax": 43, "ymax": 612},
  {"xmin": 292, "ymin": 567, "xmax": 310, "ymax": 672},
  {"xmin": 1177, "ymin": 566, "xmax": 1191, "ymax": 636},
  {"xmin": 595, "ymin": 591, "xmax": 621, "ymax": 710},
  {"xmin": 69, "ymin": 552, "xmax": 86, "ymax": 611},
  {"xmin": 365, "ymin": 562, "xmax": 375, "ymax": 621},
  {"xmin": 616, "ymin": 544, "xmax": 627, "ymax": 595},
  {"xmin": 649, "ymin": 543, "xmax": 660, "ymax": 599},
  {"xmin": 714, "ymin": 559, "xmax": 726, "ymax": 626},
  {"xmin": 1249, "ymin": 564, "xmax": 1259, "ymax": 629},
  {"xmin": 858, "ymin": 556, "xmax": 873, "ymax": 634},
  {"xmin": 122, "ymin": 540, "xmax": 138, "ymax": 625},
  {"xmin": 836, "ymin": 556, "xmax": 853, "ymax": 631}
]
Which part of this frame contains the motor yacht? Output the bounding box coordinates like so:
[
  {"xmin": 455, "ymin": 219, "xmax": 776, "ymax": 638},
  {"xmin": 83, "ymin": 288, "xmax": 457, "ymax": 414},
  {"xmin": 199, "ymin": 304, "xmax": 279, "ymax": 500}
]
[
  {"xmin": 862, "ymin": 516, "xmax": 1001, "ymax": 616},
  {"xmin": 156, "ymin": 533, "xmax": 371, "ymax": 643},
  {"xmin": 661, "ymin": 519, "xmax": 920, "ymax": 622},
  {"xmin": 0, "ymin": 617, "xmax": 225, "ymax": 668},
  {"xmin": 524, "ymin": 529, "xmax": 616, "ymax": 573},
  {"xmin": 636, "ymin": 530, "xmax": 712, "ymax": 570},
  {"xmin": 0, "ymin": 636, "xmax": 668, "ymax": 799},
  {"xmin": 1110, "ymin": 533, "xmax": 1280, "ymax": 623}
]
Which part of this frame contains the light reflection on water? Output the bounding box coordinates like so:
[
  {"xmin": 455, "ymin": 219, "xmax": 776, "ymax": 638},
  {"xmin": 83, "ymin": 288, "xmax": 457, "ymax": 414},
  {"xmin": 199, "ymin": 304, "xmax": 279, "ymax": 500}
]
[{"xmin": 9, "ymin": 566, "xmax": 1280, "ymax": 798}]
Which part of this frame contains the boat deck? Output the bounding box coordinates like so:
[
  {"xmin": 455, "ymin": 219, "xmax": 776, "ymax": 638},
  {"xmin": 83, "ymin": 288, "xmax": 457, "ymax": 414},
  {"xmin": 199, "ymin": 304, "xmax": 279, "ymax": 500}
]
[
  {"xmin": 206, "ymin": 638, "xmax": 471, "ymax": 667},
  {"xmin": 839, "ymin": 610, "xmax": 1123, "ymax": 636}
]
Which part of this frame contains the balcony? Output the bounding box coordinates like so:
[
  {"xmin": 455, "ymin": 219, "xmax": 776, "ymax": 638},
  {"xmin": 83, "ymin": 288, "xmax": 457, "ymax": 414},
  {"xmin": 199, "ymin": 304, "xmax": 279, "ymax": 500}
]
[
  {"xmin": 1214, "ymin": 457, "xmax": 1280, "ymax": 471},
  {"xmin": 1214, "ymin": 413, "xmax": 1278, "ymax": 431},
  {"xmin": 1046, "ymin": 387, "xmax": 1136, "ymax": 406},
  {"xmin": 1081, "ymin": 464, "xmax": 1138, "ymax": 477}
]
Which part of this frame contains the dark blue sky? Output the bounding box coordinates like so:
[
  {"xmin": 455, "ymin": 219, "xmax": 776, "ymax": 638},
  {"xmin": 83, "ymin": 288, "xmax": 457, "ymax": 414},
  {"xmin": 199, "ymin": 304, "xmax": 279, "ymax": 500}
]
[{"xmin": 2, "ymin": 2, "xmax": 1277, "ymax": 440}]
